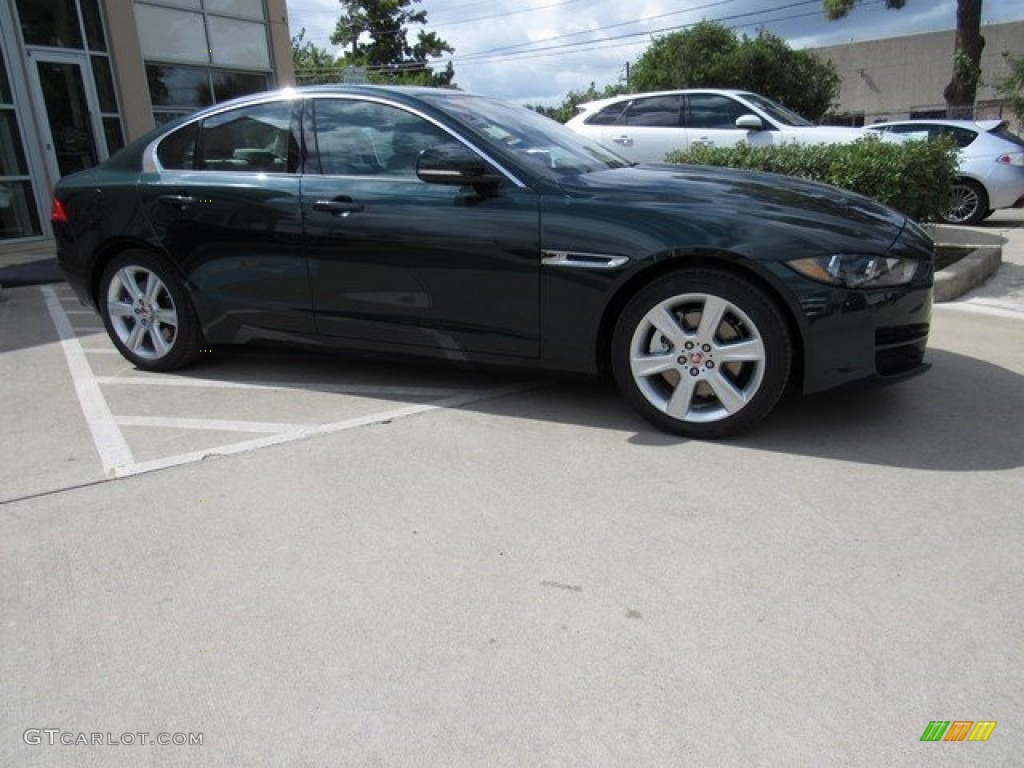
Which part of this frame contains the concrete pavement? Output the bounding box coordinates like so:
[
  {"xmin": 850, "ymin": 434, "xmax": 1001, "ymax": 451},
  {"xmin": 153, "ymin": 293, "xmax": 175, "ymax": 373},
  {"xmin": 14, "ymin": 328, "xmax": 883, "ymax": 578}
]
[{"xmin": 1, "ymin": 211, "xmax": 1022, "ymax": 767}]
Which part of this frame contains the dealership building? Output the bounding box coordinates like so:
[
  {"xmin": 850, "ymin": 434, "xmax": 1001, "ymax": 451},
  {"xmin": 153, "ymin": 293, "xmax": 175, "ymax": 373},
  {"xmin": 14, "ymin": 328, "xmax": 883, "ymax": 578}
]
[{"xmin": 0, "ymin": 0, "xmax": 294, "ymax": 249}]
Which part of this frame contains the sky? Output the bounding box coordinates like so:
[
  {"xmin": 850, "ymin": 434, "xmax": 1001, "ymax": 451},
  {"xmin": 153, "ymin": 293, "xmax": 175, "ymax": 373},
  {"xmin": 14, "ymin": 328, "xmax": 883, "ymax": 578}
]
[{"xmin": 285, "ymin": 0, "xmax": 1024, "ymax": 105}]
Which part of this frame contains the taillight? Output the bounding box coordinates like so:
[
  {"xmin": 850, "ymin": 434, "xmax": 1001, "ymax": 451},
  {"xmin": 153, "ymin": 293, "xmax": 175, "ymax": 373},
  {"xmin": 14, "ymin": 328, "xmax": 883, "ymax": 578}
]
[
  {"xmin": 51, "ymin": 198, "xmax": 69, "ymax": 224},
  {"xmin": 996, "ymin": 152, "xmax": 1024, "ymax": 167}
]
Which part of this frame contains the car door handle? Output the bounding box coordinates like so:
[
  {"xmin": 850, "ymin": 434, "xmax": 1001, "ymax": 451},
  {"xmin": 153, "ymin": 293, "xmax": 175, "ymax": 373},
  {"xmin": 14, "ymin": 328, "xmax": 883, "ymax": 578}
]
[
  {"xmin": 612, "ymin": 135, "xmax": 633, "ymax": 146},
  {"xmin": 159, "ymin": 194, "xmax": 197, "ymax": 208},
  {"xmin": 313, "ymin": 197, "xmax": 365, "ymax": 215},
  {"xmin": 691, "ymin": 137, "xmax": 714, "ymax": 147}
]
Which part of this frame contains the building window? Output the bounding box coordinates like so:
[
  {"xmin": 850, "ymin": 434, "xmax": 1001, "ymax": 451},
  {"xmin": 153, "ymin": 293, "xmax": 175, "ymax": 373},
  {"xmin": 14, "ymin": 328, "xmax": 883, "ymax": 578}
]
[
  {"xmin": 135, "ymin": 0, "xmax": 273, "ymax": 123},
  {"xmin": 15, "ymin": 0, "xmax": 84, "ymax": 49},
  {"xmin": 147, "ymin": 64, "xmax": 269, "ymax": 124},
  {"xmin": 14, "ymin": 0, "xmax": 126, "ymax": 158},
  {"xmin": 0, "ymin": 48, "xmax": 42, "ymax": 240}
]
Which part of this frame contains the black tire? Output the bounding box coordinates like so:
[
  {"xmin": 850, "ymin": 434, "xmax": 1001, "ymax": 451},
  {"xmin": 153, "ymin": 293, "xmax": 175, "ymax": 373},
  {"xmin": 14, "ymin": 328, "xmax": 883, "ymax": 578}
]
[
  {"xmin": 99, "ymin": 249, "xmax": 203, "ymax": 371},
  {"xmin": 943, "ymin": 179, "xmax": 989, "ymax": 225},
  {"xmin": 611, "ymin": 270, "xmax": 792, "ymax": 439},
  {"xmin": 981, "ymin": 209, "xmax": 995, "ymax": 222}
]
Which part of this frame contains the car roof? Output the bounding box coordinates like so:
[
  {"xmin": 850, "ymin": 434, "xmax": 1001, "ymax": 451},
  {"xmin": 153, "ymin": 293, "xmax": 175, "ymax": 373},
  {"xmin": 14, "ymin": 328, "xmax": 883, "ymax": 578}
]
[
  {"xmin": 196, "ymin": 84, "xmax": 481, "ymax": 115},
  {"xmin": 869, "ymin": 118, "xmax": 1005, "ymax": 132},
  {"xmin": 576, "ymin": 89, "xmax": 755, "ymax": 112}
]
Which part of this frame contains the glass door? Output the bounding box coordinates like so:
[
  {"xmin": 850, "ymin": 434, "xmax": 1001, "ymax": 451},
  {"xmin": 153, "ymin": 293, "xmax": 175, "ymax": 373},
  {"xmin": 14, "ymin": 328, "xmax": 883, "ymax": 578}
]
[{"xmin": 28, "ymin": 52, "xmax": 105, "ymax": 182}]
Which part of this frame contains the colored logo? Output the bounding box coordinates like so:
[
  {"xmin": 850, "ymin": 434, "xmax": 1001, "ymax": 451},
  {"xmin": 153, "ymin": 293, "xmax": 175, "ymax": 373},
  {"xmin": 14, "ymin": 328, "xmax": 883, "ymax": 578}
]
[{"xmin": 920, "ymin": 721, "xmax": 997, "ymax": 742}]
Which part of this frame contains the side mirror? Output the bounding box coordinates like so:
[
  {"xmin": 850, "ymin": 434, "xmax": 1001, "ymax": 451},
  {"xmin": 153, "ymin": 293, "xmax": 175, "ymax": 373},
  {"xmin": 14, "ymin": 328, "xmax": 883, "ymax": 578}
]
[
  {"xmin": 416, "ymin": 142, "xmax": 503, "ymax": 188},
  {"xmin": 735, "ymin": 114, "xmax": 764, "ymax": 131}
]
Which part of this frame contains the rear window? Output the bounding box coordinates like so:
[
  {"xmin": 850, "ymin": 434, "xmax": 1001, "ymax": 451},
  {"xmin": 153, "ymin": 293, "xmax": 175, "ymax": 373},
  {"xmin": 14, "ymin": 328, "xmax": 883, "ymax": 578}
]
[{"xmin": 990, "ymin": 125, "xmax": 1024, "ymax": 148}]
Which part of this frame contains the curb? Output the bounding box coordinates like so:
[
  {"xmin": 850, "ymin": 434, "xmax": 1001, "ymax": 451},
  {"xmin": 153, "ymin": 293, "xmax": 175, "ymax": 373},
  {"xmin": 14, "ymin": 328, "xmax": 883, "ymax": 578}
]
[{"xmin": 933, "ymin": 245, "xmax": 1002, "ymax": 303}]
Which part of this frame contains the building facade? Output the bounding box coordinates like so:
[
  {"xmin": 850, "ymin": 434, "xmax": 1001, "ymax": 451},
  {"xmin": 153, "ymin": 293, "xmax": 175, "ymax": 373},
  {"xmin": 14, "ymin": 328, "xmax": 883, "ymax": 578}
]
[
  {"xmin": 813, "ymin": 21, "xmax": 1024, "ymax": 128},
  {"xmin": 0, "ymin": 0, "xmax": 294, "ymax": 249}
]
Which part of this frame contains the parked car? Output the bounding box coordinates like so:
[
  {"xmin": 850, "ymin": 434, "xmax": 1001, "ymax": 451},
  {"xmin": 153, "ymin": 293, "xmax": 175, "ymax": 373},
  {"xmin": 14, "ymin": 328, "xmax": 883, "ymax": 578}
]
[
  {"xmin": 566, "ymin": 88, "xmax": 888, "ymax": 163},
  {"xmin": 52, "ymin": 86, "xmax": 933, "ymax": 438},
  {"xmin": 867, "ymin": 118, "xmax": 1024, "ymax": 225}
]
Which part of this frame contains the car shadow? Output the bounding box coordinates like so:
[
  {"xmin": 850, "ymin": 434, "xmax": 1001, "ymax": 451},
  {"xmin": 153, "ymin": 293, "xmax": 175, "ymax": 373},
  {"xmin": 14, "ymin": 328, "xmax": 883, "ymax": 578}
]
[
  {"xmin": 461, "ymin": 348, "xmax": 1023, "ymax": 473},
  {"xmin": 111, "ymin": 344, "xmax": 1024, "ymax": 473}
]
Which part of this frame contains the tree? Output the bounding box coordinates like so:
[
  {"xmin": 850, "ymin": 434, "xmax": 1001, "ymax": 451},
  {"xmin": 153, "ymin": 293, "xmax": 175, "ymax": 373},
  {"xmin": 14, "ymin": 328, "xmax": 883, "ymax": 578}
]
[
  {"xmin": 995, "ymin": 55, "xmax": 1024, "ymax": 124},
  {"xmin": 628, "ymin": 22, "xmax": 840, "ymax": 121},
  {"xmin": 531, "ymin": 82, "xmax": 628, "ymax": 124},
  {"xmin": 292, "ymin": 28, "xmax": 344, "ymax": 85},
  {"xmin": 824, "ymin": 0, "xmax": 985, "ymax": 119},
  {"xmin": 329, "ymin": 0, "xmax": 454, "ymax": 87}
]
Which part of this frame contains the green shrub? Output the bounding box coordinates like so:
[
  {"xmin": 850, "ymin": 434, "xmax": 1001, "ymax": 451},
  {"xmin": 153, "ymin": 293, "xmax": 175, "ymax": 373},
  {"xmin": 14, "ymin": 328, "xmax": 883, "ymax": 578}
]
[{"xmin": 665, "ymin": 136, "xmax": 958, "ymax": 223}]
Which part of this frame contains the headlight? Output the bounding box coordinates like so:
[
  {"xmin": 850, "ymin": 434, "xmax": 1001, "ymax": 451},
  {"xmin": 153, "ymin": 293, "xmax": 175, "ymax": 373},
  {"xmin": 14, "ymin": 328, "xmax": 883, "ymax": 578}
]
[{"xmin": 786, "ymin": 254, "xmax": 920, "ymax": 289}]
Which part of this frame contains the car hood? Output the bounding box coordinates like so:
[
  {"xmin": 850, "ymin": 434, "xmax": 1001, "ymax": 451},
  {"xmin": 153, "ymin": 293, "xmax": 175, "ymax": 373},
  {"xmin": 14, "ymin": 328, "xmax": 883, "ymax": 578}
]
[{"xmin": 552, "ymin": 163, "xmax": 909, "ymax": 255}]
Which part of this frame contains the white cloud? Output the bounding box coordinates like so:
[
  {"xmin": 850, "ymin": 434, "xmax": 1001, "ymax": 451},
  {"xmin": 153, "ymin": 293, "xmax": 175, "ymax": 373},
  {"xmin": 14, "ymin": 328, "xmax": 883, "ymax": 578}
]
[{"xmin": 285, "ymin": 0, "xmax": 1024, "ymax": 104}]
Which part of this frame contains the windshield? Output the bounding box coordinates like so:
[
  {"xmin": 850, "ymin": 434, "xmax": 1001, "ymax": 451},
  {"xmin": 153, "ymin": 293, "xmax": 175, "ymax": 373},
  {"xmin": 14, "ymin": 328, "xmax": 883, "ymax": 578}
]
[
  {"xmin": 739, "ymin": 93, "xmax": 815, "ymax": 127},
  {"xmin": 419, "ymin": 91, "xmax": 630, "ymax": 179}
]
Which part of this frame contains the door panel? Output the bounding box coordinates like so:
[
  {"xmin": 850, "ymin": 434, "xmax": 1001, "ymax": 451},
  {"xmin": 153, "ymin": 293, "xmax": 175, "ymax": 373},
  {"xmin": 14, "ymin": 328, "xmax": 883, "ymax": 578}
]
[
  {"xmin": 303, "ymin": 97, "xmax": 541, "ymax": 359},
  {"xmin": 138, "ymin": 101, "xmax": 312, "ymax": 334}
]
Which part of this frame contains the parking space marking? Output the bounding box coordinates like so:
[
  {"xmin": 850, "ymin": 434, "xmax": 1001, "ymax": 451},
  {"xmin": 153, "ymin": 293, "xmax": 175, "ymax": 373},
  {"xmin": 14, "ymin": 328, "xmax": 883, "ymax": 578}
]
[
  {"xmin": 41, "ymin": 285, "xmax": 135, "ymax": 476},
  {"xmin": 115, "ymin": 416, "xmax": 314, "ymax": 433},
  {"xmin": 115, "ymin": 384, "xmax": 534, "ymax": 478},
  {"xmin": 42, "ymin": 285, "xmax": 543, "ymax": 481},
  {"xmin": 89, "ymin": 375, "xmax": 469, "ymax": 397}
]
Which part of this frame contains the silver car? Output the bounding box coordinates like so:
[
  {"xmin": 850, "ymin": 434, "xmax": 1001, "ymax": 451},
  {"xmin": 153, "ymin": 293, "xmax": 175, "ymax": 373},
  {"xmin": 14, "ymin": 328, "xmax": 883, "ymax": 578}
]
[
  {"xmin": 566, "ymin": 89, "xmax": 888, "ymax": 164},
  {"xmin": 868, "ymin": 119, "xmax": 1024, "ymax": 225}
]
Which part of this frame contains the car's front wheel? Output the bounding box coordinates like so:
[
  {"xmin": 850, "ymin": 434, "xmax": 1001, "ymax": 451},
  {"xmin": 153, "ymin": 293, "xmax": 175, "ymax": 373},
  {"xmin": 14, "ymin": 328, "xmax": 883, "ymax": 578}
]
[
  {"xmin": 611, "ymin": 270, "xmax": 792, "ymax": 438},
  {"xmin": 943, "ymin": 179, "xmax": 988, "ymax": 225},
  {"xmin": 99, "ymin": 250, "xmax": 202, "ymax": 371}
]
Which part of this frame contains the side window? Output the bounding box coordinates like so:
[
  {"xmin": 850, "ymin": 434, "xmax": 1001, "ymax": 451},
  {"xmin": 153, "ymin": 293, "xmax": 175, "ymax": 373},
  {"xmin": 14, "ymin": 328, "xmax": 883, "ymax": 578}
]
[
  {"xmin": 196, "ymin": 102, "xmax": 296, "ymax": 173},
  {"xmin": 312, "ymin": 99, "xmax": 450, "ymax": 177},
  {"xmin": 685, "ymin": 95, "xmax": 749, "ymax": 130},
  {"xmin": 625, "ymin": 95, "xmax": 681, "ymax": 127},
  {"xmin": 157, "ymin": 122, "xmax": 199, "ymax": 170},
  {"xmin": 584, "ymin": 102, "xmax": 628, "ymax": 126},
  {"xmin": 940, "ymin": 126, "xmax": 977, "ymax": 149}
]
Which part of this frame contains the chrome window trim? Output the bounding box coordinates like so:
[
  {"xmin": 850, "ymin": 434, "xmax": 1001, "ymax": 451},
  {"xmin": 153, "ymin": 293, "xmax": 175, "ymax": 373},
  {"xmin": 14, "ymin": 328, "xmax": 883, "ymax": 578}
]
[
  {"xmin": 144, "ymin": 90, "xmax": 528, "ymax": 188},
  {"xmin": 142, "ymin": 89, "xmax": 298, "ymax": 173}
]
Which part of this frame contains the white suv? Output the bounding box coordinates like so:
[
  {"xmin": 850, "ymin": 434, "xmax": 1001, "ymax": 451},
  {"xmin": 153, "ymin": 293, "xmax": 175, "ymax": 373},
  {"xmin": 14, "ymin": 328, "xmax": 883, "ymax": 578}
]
[{"xmin": 566, "ymin": 89, "xmax": 881, "ymax": 163}]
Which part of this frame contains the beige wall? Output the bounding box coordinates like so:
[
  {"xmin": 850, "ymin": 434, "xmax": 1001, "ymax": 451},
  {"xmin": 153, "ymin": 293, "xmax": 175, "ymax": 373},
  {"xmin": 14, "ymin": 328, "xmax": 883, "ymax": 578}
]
[
  {"xmin": 267, "ymin": 0, "xmax": 295, "ymax": 87},
  {"xmin": 811, "ymin": 21, "xmax": 1024, "ymax": 126},
  {"xmin": 103, "ymin": 0, "xmax": 154, "ymax": 142}
]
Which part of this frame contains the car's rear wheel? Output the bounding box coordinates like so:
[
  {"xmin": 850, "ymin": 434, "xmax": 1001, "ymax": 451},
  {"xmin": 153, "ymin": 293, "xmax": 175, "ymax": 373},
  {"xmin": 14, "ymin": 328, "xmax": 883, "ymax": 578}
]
[
  {"xmin": 611, "ymin": 270, "xmax": 792, "ymax": 438},
  {"xmin": 943, "ymin": 179, "xmax": 988, "ymax": 225},
  {"xmin": 99, "ymin": 250, "xmax": 202, "ymax": 371}
]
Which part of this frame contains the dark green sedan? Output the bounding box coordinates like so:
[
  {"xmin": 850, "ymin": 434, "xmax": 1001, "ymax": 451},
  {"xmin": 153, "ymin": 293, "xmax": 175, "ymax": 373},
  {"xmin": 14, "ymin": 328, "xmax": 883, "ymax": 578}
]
[{"xmin": 53, "ymin": 85, "xmax": 933, "ymax": 438}]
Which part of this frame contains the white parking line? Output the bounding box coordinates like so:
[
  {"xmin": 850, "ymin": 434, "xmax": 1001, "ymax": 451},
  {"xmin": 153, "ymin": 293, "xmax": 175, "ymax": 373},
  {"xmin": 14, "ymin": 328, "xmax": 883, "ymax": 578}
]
[
  {"xmin": 115, "ymin": 383, "xmax": 538, "ymax": 478},
  {"xmin": 41, "ymin": 285, "xmax": 134, "ymax": 477},
  {"xmin": 90, "ymin": 376, "xmax": 469, "ymax": 397},
  {"xmin": 81, "ymin": 348, "xmax": 122, "ymax": 355},
  {"xmin": 41, "ymin": 285, "xmax": 542, "ymax": 481},
  {"xmin": 115, "ymin": 416, "xmax": 313, "ymax": 433}
]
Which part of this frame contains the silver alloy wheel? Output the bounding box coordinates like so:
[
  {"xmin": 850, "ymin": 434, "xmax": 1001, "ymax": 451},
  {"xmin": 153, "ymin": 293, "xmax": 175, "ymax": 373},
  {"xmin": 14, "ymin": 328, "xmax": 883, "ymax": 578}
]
[
  {"xmin": 628, "ymin": 292, "xmax": 766, "ymax": 424},
  {"xmin": 946, "ymin": 182, "xmax": 981, "ymax": 224},
  {"xmin": 106, "ymin": 265, "xmax": 179, "ymax": 360}
]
